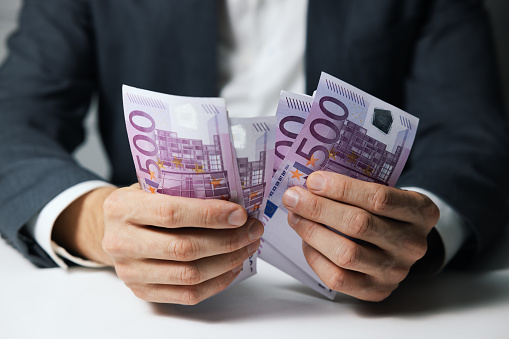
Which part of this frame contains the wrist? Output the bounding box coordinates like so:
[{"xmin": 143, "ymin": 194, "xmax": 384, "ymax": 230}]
[{"xmin": 52, "ymin": 186, "xmax": 117, "ymax": 266}]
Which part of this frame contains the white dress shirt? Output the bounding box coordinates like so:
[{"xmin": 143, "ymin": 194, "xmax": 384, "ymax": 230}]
[{"xmin": 26, "ymin": 0, "xmax": 469, "ymax": 270}]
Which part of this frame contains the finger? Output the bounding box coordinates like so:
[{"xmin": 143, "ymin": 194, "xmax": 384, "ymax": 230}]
[
  {"xmin": 305, "ymin": 171, "xmax": 439, "ymax": 225},
  {"xmin": 283, "ymin": 186, "xmax": 419, "ymax": 250},
  {"xmin": 128, "ymin": 269, "xmax": 242, "ymax": 305},
  {"xmin": 104, "ymin": 218, "xmax": 264, "ymax": 261},
  {"xmin": 288, "ymin": 212, "xmax": 411, "ymax": 280},
  {"xmin": 283, "ymin": 186, "xmax": 386, "ymax": 241},
  {"xmin": 302, "ymin": 242, "xmax": 397, "ymax": 302},
  {"xmin": 116, "ymin": 241, "xmax": 259, "ymax": 285},
  {"xmin": 104, "ymin": 187, "xmax": 248, "ymax": 229}
]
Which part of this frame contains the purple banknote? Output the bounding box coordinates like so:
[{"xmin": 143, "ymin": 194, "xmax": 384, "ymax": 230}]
[
  {"xmin": 263, "ymin": 72, "xmax": 420, "ymax": 298},
  {"xmin": 122, "ymin": 85, "xmax": 256, "ymax": 284},
  {"xmin": 230, "ymin": 116, "xmax": 276, "ymax": 277},
  {"xmin": 123, "ymin": 85, "xmax": 243, "ymax": 204},
  {"xmin": 273, "ymin": 91, "xmax": 312, "ymax": 174},
  {"xmin": 121, "ymin": 71, "xmax": 420, "ymax": 298},
  {"xmin": 230, "ymin": 116, "xmax": 276, "ymax": 220}
]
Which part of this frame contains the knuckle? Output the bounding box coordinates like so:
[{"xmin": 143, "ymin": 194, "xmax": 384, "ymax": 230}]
[
  {"xmin": 180, "ymin": 286, "xmax": 202, "ymax": 305},
  {"xmin": 303, "ymin": 242, "xmax": 320, "ymax": 266},
  {"xmin": 371, "ymin": 186, "xmax": 391, "ymax": 214},
  {"xmin": 102, "ymin": 233, "xmax": 126, "ymax": 256},
  {"xmin": 201, "ymin": 204, "xmax": 213, "ymax": 226},
  {"xmin": 216, "ymin": 273, "xmax": 233, "ymax": 292},
  {"xmin": 228, "ymin": 252, "xmax": 238, "ymax": 270},
  {"xmin": 381, "ymin": 258, "xmax": 410, "ymax": 283},
  {"xmin": 114, "ymin": 263, "xmax": 131, "ymax": 282},
  {"xmin": 300, "ymin": 222, "xmax": 319, "ymax": 243},
  {"xmin": 230, "ymin": 249, "xmax": 244, "ymax": 269},
  {"xmin": 102, "ymin": 189, "xmax": 123, "ymax": 220},
  {"xmin": 415, "ymin": 239, "xmax": 428, "ymax": 259},
  {"xmin": 224, "ymin": 229, "xmax": 243, "ymax": 253},
  {"xmin": 331, "ymin": 178, "xmax": 349, "ymax": 201},
  {"xmin": 101, "ymin": 235, "xmax": 116, "ymax": 254},
  {"xmin": 335, "ymin": 243, "xmax": 360, "ymax": 269},
  {"xmin": 200, "ymin": 201, "xmax": 223, "ymax": 226},
  {"xmin": 403, "ymin": 235, "xmax": 428, "ymax": 260},
  {"xmin": 224, "ymin": 235, "xmax": 236, "ymax": 253},
  {"xmin": 420, "ymin": 196, "xmax": 440, "ymax": 226},
  {"xmin": 179, "ymin": 263, "xmax": 202, "ymax": 285},
  {"xmin": 349, "ymin": 210, "xmax": 372, "ymax": 238},
  {"xmin": 167, "ymin": 236, "xmax": 200, "ymax": 261},
  {"xmin": 389, "ymin": 265, "xmax": 410, "ymax": 283},
  {"xmin": 327, "ymin": 268, "xmax": 347, "ymax": 292},
  {"xmin": 115, "ymin": 264, "xmax": 142, "ymax": 285},
  {"xmin": 306, "ymin": 195, "xmax": 323, "ymax": 220},
  {"xmin": 155, "ymin": 201, "xmax": 178, "ymax": 226}
]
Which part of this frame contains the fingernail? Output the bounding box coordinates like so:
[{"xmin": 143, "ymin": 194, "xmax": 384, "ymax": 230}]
[
  {"xmin": 232, "ymin": 264, "xmax": 243, "ymax": 274},
  {"xmin": 247, "ymin": 241, "xmax": 260, "ymax": 253},
  {"xmin": 288, "ymin": 212, "xmax": 301, "ymax": 226},
  {"xmin": 248, "ymin": 222, "xmax": 264, "ymax": 241},
  {"xmin": 307, "ymin": 172, "xmax": 325, "ymax": 191},
  {"xmin": 228, "ymin": 209, "xmax": 246, "ymax": 226},
  {"xmin": 283, "ymin": 189, "xmax": 300, "ymax": 208}
]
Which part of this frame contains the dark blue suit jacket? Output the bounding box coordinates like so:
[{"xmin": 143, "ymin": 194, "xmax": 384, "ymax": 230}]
[{"xmin": 0, "ymin": 0, "xmax": 508, "ymax": 269}]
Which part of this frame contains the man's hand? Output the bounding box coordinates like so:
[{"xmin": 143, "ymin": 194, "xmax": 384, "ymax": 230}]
[
  {"xmin": 53, "ymin": 184, "xmax": 263, "ymax": 305},
  {"xmin": 282, "ymin": 171, "xmax": 440, "ymax": 302}
]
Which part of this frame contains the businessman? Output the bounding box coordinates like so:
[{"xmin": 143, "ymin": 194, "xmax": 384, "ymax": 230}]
[{"xmin": 0, "ymin": 0, "xmax": 508, "ymax": 304}]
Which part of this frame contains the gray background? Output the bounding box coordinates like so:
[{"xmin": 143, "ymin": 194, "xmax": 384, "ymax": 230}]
[{"xmin": 0, "ymin": 0, "xmax": 508, "ymax": 179}]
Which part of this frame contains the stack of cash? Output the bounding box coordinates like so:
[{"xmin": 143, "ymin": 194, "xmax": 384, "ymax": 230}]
[{"xmin": 123, "ymin": 72, "xmax": 419, "ymax": 298}]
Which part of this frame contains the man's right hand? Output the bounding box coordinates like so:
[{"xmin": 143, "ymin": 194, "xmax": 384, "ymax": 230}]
[{"xmin": 53, "ymin": 184, "xmax": 263, "ymax": 305}]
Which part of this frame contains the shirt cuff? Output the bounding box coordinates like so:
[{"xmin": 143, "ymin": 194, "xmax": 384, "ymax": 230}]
[
  {"xmin": 401, "ymin": 186, "xmax": 470, "ymax": 270},
  {"xmin": 25, "ymin": 180, "xmax": 115, "ymax": 269}
]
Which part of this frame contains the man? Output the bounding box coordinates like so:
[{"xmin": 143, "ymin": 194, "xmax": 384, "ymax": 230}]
[{"xmin": 0, "ymin": 0, "xmax": 508, "ymax": 304}]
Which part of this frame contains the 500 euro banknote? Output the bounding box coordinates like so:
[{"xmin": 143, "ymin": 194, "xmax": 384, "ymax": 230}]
[
  {"xmin": 259, "ymin": 91, "xmax": 338, "ymax": 298},
  {"xmin": 122, "ymin": 85, "xmax": 253, "ymax": 283},
  {"xmin": 273, "ymin": 91, "xmax": 312, "ymax": 174},
  {"xmin": 263, "ymin": 72, "xmax": 420, "ymax": 298},
  {"xmin": 230, "ymin": 116, "xmax": 276, "ymax": 278}
]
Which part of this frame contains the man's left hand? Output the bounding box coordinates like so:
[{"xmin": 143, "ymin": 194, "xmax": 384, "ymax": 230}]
[{"xmin": 282, "ymin": 171, "xmax": 440, "ymax": 302}]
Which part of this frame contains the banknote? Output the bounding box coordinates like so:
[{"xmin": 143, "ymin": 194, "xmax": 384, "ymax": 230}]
[
  {"xmin": 123, "ymin": 85, "xmax": 243, "ymax": 203},
  {"xmin": 229, "ymin": 116, "xmax": 325, "ymax": 293},
  {"xmin": 122, "ymin": 72, "xmax": 420, "ymax": 299},
  {"xmin": 263, "ymin": 72, "xmax": 419, "ymax": 298},
  {"xmin": 273, "ymin": 91, "xmax": 312, "ymax": 173},
  {"xmin": 259, "ymin": 91, "xmax": 337, "ymax": 298},
  {"xmin": 228, "ymin": 116, "xmax": 276, "ymax": 277},
  {"xmin": 230, "ymin": 116, "xmax": 276, "ymax": 220},
  {"xmin": 122, "ymin": 85, "xmax": 253, "ymax": 282}
]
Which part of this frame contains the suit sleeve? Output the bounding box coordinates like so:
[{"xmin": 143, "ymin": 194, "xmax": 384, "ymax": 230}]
[
  {"xmin": 397, "ymin": 0, "xmax": 509, "ymax": 266},
  {"xmin": 0, "ymin": 0, "xmax": 101, "ymax": 267}
]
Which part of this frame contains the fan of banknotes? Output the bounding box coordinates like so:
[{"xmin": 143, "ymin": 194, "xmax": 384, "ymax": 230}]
[{"xmin": 123, "ymin": 72, "xmax": 419, "ymax": 299}]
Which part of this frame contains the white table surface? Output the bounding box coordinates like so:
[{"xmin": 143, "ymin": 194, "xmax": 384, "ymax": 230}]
[{"xmin": 2, "ymin": 226, "xmax": 509, "ymax": 339}]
